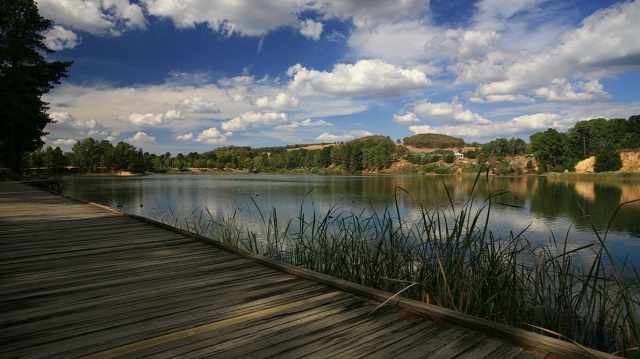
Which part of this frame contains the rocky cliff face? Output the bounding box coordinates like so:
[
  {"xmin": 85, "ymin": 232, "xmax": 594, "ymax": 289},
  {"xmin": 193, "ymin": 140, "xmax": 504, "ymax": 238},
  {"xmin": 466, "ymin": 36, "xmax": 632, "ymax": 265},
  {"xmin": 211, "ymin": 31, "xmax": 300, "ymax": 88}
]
[
  {"xmin": 574, "ymin": 150, "xmax": 640, "ymax": 173},
  {"xmin": 575, "ymin": 156, "xmax": 595, "ymax": 173},
  {"xmin": 620, "ymin": 151, "xmax": 640, "ymax": 172}
]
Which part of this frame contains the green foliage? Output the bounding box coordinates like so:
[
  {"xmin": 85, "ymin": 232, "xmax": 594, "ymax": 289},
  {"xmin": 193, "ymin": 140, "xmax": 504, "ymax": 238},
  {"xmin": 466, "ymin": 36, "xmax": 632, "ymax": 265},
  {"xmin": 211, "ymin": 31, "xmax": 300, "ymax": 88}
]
[
  {"xmin": 594, "ymin": 144, "xmax": 623, "ymax": 172},
  {"xmin": 498, "ymin": 160, "xmax": 514, "ymax": 175},
  {"xmin": 69, "ymin": 137, "xmax": 156, "ymax": 173},
  {"xmin": 314, "ymin": 146, "xmax": 332, "ymax": 168},
  {"xmin": 0, "ymin": 0, "xmax": 72, "ymax": 172},
  {"xmin": 403, "ymin": 133, "xmax": 465, "ymax": 149},
  {"xmin": 24, "ymin": 145, "xmax": 68, "ymax": 172},
  {"xmin": 51, "ymin": 135, "xmax": 396, "ymax": 174},
  {"xmin": 481, "ymin": 137, "xmax": 526, "ymax": 159},
  {"xmin": 443, "ymin": 153, "xmax": 455, "ymax": 163},
  {"xmin": 360, "ymin": 136, "xmax": 396, "ymax": 170},
  {"xmin": 434, "ymin": 166, "xmax": 452, "ymax": 174},
  {"xmin": 530, "ymin": 128, "xmax": 569, "ymax": 172},
  {"xmin": 421, "ymin": 163, "xmax": 451, "ymax": 174},
  {"xmin": 527, "ymin": 115, "xmax": 639, "ymax": 173},
  {"xmin": 71, "ymin": 138, "xmax": 100, "ymax": 172},
  {"xmin": 464, "ymin": 149, "xmax": 478, "ymax": 159},
  {"xmin": 568, "ymin": 116, "xmax": 640, "ymax": 159}
]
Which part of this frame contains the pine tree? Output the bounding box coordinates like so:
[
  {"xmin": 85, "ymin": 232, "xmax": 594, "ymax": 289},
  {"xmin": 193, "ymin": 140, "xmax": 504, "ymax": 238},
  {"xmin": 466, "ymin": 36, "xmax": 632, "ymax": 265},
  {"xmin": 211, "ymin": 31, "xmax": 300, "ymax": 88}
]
[
  {"xmin": 594, "ymin": 144, "xmax": 622, "ymax": 172},
  {"xmin": 0, "ymin": 0, "xmax": 72, "ymax": 172}
]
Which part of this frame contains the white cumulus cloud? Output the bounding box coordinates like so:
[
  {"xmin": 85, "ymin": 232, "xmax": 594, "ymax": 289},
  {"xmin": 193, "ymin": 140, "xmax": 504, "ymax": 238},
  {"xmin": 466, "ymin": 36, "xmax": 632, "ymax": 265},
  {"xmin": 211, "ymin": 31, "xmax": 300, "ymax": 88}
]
[
  {"xmin": 120, "ymin": 110, "xmax": 180, "ymax": 126},
  {"xmin": 221, "ymin": 112, "xmax": 288, "ymax": 131},
  {"xmin": 178, "ymin": 96, "xmax": 220, "ymax": 113},
  {"xmin": 255, "ymin": 93, "xmax": 299, "ymax": 109},
  {"xmin": 176, "ymin": 133, "xmax": 194, "ymax": 141},
  {"xmin": 393, "ymin": 113, "xmax": 420, "ymax": 124},
  {"xmin": 38, "ymin": 0, "xmax": 146, "ymax": 36},
  {"xmin": 316, "ymin": 130, "xmax": 374, "ymax": 142},
  {"xmin": 412, "ymin": 102, "xmax": 491, "ymax": 125},
  {"xmin": 287, "ymin": 59, "xmax": 431, "ymax": 97},
  {"xmin": 473, "ymin": 1, "xmax": 640, "ymax": 101},
  {"xmin": 348, "ymin": 20, "xmax": 439, "ymax": 65},
  {"xmin": 50, "ymin": 112, "xmax": 101, "ymax": 131},
  {"xmin": 276, "ymin": 118, "xmax": 333, "ymax": 130},
  {"xmin": 42, "ymin": 25, "xmax": 80, "ymax": 50},
  {"xmin": 52, "ymin": 138, "xmax": 78, "ymax": 146},
  {"xmin": 195, "ymin": 127, "xmax": 232, "ymax": 144},
  {"xmin": 126, "ymin": 131, "xmax": 156, "ymax": 143},
  {"xmin": 424, "ymin": 29, "xmax": 501, "ymax": 59},
  {"xmin": 535, "ymin": 78, "xmax": 609, "ymax": 101},
  {"xmin": 142, "ymin": 0, "xmax": 300, "ymax": 36},
  {"xmin": 316, "ymin": 0, "xmax": 429, "ymax": 29},
  {"xmin": 300, "ymin": 19, "xmax": 323, "ymax": 41}
]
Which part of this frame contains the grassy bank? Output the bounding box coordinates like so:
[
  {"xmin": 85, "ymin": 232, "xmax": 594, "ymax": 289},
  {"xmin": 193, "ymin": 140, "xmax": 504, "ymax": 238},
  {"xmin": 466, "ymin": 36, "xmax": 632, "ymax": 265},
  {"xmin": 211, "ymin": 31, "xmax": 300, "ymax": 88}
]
[{"xmin": 159, "ymin": 170, "xmax": 639, "ymax": 357}]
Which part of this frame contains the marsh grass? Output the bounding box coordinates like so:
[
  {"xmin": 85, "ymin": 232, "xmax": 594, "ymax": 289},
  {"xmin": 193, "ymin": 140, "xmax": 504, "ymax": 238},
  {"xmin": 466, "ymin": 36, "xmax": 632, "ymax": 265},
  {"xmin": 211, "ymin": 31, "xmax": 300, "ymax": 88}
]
[{"xmin": 158, "ymin": 169, "xmax": 639, "ymax": 356}]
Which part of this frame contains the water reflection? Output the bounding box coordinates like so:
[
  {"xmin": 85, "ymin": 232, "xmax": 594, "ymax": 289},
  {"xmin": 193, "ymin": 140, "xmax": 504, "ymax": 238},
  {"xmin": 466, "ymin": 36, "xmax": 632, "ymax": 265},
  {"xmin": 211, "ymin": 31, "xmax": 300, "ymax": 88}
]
[{"xmin": 60, "ymin": 174, "xmax": 640, "ymax": 266}]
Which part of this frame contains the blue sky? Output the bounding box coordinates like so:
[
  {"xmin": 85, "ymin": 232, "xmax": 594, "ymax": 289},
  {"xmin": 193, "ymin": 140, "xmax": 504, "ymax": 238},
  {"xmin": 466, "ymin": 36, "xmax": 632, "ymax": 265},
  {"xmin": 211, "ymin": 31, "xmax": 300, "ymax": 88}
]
[{"xmin": 38, "ymin": 0, "xmax": 640, "ymax": 154}]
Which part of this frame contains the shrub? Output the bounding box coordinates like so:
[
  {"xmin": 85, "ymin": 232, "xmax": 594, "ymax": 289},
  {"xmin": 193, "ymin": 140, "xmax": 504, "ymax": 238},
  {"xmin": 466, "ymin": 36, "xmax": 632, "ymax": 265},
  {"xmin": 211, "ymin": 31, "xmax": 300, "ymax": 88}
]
[{"xmin": 594, "ymin": 145, "xmax": 623, "ymax": 172}]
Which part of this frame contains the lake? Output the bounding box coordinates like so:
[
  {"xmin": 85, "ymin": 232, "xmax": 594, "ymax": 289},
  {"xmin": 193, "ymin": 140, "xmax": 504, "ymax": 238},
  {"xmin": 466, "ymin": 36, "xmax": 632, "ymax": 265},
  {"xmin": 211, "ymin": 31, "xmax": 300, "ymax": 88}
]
[{"xmin": 59, "ymin": 174, "xmax": 640, "ymax": 266}]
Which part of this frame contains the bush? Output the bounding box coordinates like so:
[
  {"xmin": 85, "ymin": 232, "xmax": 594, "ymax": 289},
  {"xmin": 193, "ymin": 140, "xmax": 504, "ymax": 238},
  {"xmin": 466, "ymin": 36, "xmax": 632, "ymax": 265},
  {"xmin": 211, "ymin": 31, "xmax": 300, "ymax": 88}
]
[
  {"xmin": 434, "ymin": 166, "xmax": 452, "ymax": 174},
  {"xmin": 443, "ymin": 154, "xmax": 455, "ymax": 163},
  {"xmin": 594, "ymin": 145, "xmax": 623, "ymax": 172}
]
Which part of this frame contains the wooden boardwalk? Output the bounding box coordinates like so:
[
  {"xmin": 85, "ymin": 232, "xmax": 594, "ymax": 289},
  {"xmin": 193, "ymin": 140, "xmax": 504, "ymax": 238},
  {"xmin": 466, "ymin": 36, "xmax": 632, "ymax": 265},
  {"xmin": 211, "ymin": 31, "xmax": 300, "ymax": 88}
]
[{"xmin": 0, "ymin": 182, "xmax": 615, "ymax": 358}]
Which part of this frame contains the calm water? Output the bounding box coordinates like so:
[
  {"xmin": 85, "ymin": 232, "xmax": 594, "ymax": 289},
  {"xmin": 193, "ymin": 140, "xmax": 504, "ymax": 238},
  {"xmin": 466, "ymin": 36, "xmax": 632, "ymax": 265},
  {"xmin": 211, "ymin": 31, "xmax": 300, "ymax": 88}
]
[{"xmin": 60, "ymin": 174, "xmax": 640, "ymax": 266}]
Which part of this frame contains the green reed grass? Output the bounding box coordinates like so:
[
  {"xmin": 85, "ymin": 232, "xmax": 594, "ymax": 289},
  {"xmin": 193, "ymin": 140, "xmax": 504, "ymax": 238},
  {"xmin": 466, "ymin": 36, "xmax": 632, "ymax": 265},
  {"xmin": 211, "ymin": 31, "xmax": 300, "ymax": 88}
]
[{"xmin": 158, "ymin": 169, "xmax": 639, "ymax": 357}]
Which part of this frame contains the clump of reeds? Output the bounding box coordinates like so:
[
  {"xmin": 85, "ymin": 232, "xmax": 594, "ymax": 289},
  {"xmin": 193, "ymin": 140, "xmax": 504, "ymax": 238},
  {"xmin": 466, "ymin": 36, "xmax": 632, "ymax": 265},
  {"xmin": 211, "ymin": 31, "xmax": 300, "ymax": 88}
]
[{"xmin": 159, "ymin": 169, "xmax": 639, "ymax": 357}]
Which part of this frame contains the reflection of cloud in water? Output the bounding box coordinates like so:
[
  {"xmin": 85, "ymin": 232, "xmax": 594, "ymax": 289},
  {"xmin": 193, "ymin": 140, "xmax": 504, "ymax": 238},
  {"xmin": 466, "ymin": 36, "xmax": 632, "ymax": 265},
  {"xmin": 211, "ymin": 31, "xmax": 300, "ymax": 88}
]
[{"xmin": 61, "ymin": 174, "xmax": 640, "ymax": 268}]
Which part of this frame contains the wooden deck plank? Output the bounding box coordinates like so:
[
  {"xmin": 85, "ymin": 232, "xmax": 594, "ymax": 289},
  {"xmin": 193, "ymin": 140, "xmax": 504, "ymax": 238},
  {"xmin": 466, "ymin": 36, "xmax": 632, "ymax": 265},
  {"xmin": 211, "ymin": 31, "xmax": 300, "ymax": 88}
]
[
  {"xmin": 283, "ymin": 312, "xmax": 435, "ymax": 358},
  {"xmin": 453, "ymin": 338, "xmax": 514, "ymax": 358},
  {"xmin": 150, "ymin": 296, "xmax": 375, "ymax": 358},
  {"xmin": 121, "ymin": 295, "xmax": 360, "ymax": 358},
  {"xmin": 0, "ymin": 182, "xmax": 619, "ymax": 359},
  {"xmin": 1, "ymin": 270, "xmax": 307, "ymax": 332},
  {"xmin": 3, "ymin": 285, "xmax": 341, "ymax": 357}
]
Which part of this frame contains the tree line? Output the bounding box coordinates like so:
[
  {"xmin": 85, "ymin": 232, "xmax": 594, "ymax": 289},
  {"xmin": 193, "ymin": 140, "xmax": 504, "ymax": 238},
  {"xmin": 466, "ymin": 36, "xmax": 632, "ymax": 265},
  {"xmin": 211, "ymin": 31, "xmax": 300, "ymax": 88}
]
[
  {"xmin": 529, "ymin": 115, "xmax": 640, "ymax": 173},
  {"xmin": 22, "ymin": 115, "xmax": 640, "ymax": 175},
  {"xmin": 24, "ymin": 135, "xmax": 405, "ymax": 174}
]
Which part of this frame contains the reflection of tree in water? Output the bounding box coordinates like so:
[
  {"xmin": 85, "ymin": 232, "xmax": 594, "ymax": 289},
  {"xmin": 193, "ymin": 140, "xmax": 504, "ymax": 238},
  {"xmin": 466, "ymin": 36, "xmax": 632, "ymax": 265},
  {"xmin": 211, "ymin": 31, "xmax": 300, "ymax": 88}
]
[
  {"xmin": 529, "ymin": 180, "xmax": 577, "ymax": 220},
  {"xmin": 529, "ymin": 179, "xmax": 640, "ymax": 236}
]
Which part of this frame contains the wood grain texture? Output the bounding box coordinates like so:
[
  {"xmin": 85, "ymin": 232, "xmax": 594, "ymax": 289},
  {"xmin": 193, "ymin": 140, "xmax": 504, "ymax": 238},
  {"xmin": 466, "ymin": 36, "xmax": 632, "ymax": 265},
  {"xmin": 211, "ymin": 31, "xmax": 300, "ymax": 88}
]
[{"xmin": 0, "ymin": 182, "xmax": 617, "ymax": 358}]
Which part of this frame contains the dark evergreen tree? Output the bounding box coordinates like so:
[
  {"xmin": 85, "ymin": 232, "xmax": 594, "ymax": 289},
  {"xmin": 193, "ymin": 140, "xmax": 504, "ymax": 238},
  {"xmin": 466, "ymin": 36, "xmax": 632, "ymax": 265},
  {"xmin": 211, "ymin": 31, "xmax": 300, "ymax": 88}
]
[
  {"xmin": 594, "ymin": 144, "xmax": 622, "ymax": 172},
  {"xmin": 0, "ymin": 0, "xmax": 72, "ymax": 172},
  {"xmin": 530, "ymin": 128, "xmax": 568, "ymax": 171}
]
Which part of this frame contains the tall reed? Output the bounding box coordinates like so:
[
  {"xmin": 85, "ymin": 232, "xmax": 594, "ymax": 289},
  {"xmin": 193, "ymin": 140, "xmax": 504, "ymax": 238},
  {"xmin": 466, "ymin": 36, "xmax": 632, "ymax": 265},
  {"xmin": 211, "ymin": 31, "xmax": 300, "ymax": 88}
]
[{"xmin": 158, "ymin": 170, "xmax": 639, "ymax": 356}]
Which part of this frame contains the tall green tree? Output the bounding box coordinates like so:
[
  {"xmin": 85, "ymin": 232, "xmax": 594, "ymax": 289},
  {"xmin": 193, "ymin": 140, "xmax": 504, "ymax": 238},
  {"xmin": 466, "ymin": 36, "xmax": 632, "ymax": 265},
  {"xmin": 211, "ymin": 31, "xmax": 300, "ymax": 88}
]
[
  {"xmin": 71, "ymin": 137, "xmax": 100, "ymax": 172},
  {"xmin": 42, "ymin": 145, "xmax": 67, "ymax": 172},
  {"xmin": 0, "ymin": 0, "xmax": 72, "ymax": 172},
  {"xmin": 530, "ymin": 128, "xmax": 568, "ymax": 172},
  {"xmin": 594, "ymin": 143, "xmax": 623, "ymax": 172},
  {"xmin": 620, "ymin": 115, "xmax": 640, "ymax": 149}
]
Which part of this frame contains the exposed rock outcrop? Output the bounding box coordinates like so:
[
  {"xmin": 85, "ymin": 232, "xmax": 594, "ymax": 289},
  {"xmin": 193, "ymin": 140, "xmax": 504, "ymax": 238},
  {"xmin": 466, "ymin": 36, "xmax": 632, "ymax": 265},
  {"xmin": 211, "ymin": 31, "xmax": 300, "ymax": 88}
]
[
  {"xmin": 574, "ymin": 151, "xmax": 640, "ymax": 173},
  {"xmin": 575, "ymin": 156, "xmax": 595, "ymax": 173}
]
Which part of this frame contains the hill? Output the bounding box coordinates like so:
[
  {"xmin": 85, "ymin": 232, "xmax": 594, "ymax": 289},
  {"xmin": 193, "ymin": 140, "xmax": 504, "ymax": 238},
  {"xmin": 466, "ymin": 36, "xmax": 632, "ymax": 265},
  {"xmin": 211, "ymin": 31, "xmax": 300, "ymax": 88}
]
[{"xmin": 403, "ymin": 133, "xmax": 465, "ymax": 149}]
